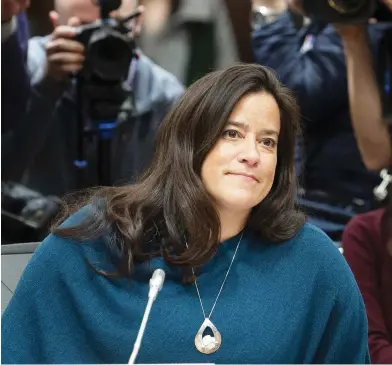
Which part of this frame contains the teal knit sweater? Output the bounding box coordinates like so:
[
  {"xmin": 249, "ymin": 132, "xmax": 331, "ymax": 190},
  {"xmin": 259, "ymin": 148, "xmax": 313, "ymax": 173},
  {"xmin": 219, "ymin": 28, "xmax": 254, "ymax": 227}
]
[{"xmin": 2, "ymin": 208, "xmax": 370, "ymax": 364}]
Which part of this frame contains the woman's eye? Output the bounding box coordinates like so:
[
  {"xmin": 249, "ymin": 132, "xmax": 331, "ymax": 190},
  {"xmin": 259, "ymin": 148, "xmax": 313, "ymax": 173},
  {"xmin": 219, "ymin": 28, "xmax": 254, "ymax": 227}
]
[
  {"xmin": 222, "ymin": 129, "xmax": 240, "ymax": 139},
  {"xmin": 261, "ymin": 138, "xmax": 276, "ymax": 148}
]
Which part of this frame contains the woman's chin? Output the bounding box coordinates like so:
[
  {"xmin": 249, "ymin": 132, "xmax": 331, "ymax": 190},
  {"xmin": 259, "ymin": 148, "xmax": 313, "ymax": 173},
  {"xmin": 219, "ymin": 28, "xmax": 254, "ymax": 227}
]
[{"xmin": 218, "ymin": 194, "xmax": 261, "ymax": 212}]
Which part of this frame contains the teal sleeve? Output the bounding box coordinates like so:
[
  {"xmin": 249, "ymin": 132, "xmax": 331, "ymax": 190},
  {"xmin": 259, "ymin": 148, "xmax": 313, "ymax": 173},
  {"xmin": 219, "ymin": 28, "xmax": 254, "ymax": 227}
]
[
  {"xmin": 314, "ymin": 275, "xmax": 370, "ymax": 364},
  {"xmin": 1, "ymin": 207, "xmax": 94, "ymax": 364},
  {"xmin": 1, "ymin": 257, "xmax": 44, "ymax": 364}
]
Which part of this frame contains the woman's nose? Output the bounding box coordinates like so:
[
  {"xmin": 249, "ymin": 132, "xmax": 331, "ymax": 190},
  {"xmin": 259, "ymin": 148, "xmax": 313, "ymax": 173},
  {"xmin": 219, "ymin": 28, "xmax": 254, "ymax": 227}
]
[{"xmin": 237, "ymin": 138, "xmax": 260, "ymax": 166}]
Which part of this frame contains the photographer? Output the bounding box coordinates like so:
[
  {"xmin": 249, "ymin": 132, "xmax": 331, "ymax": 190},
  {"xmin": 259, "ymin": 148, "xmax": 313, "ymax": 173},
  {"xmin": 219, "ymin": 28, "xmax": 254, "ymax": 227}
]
[
  {"xmin": 251, "ymin": 0, "xmax": 391, "ymax": 240},
  {"xmin": 1, "ymin": 0, "xmax": 30, "ymax": 134},
  {"xmin": 2, "ymin": 0, "xmax": 184, "ymax": 197},
  {"xmin": 337, "ymin": 0, "xmax": 392, "ymax": 171}
]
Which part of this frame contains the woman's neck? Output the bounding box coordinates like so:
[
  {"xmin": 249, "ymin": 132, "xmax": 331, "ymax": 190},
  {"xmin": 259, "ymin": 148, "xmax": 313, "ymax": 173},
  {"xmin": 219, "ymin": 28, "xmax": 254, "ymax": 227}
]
[{"xmin": 218, "ymin": 208, "xmax": 249, "ymax": 242}]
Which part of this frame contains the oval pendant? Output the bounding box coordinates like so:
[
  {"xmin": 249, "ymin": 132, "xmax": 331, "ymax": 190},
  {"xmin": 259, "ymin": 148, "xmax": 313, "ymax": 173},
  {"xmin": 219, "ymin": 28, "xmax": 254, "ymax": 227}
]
[{"xmin": 194, "ymin": 318, "xmax": 222, "ymax": 355}]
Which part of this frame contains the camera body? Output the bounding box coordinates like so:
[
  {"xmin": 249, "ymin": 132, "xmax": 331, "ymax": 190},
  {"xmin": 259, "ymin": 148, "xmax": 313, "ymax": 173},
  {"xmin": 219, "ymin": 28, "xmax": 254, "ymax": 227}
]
[
  {"xmin": 74, "ymin": 20, "xmax": 136, "ymax": 120},
  {"xmin": 302, "ymin": 0, "xmax": 392, "ymax": 23},
  {"xmin": 72, "ymin": 0, "xmax": 138, "ymax": 120},
  {"xmin": 75, "ymin": 20, "xmax": 136, "ymax": 83}
]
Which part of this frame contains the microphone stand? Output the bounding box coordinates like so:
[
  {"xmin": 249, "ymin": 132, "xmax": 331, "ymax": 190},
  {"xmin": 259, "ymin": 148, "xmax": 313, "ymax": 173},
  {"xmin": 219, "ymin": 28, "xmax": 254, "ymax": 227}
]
[
  {"xmin": 74, "ymin": 76, "xmax": 89, "ymax": 189},
  {"xmin": 74, "ymin": 78, "xmax": 129, "ymax": 189},
  {"xmin": 73, "ymin": 4, "xmax": 137, "ymax": 190},
  {"xmin": 96, "ymin": 119, "xmax": 117, "ymax": 186},
  {"xmin": 89, "ymin": 79, "xmax": 131, "ymax": 187},
  {"xmin": 74, "ymin": 77, "xmax": 116, "ymax": 188}
]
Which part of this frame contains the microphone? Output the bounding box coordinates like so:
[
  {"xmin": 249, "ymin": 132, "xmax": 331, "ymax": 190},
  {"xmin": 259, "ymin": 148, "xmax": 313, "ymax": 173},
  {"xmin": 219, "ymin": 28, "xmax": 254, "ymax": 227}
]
[
  {"xmin": 148, "ymin": 268, "xmax": 166, "ymax": 300},
  {"xmin": 128, "ymin": 269, "xmax": 166, "ymax": 364},
  {"xmin": 374, "ymin": 169, "xmax": 392, "ymax": 202}
]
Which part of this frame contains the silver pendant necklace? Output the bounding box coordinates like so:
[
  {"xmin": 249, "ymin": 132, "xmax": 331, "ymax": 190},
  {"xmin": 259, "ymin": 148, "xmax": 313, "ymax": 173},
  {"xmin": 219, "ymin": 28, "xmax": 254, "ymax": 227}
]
[{"xmin": 186, "ymin": 231, "xmax": 244, "ymax": 355}]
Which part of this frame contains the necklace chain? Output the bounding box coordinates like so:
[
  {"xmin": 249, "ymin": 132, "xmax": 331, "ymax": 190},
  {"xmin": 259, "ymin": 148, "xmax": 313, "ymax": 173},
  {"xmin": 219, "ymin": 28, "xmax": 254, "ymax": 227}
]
[{"xmin": 187, "ymin": 231, "xmax": 244, "ymax": 320}]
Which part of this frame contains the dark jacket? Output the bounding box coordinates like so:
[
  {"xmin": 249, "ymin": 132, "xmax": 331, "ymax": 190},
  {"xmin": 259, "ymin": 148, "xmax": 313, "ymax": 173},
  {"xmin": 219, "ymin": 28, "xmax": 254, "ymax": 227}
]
[
  {"xmin": 252, "ymin": 12, "xmax": 390, "ymax": 202},
  {"xmin": 1, "ymin": 13, "xmax": 30, "ymax": 134}
]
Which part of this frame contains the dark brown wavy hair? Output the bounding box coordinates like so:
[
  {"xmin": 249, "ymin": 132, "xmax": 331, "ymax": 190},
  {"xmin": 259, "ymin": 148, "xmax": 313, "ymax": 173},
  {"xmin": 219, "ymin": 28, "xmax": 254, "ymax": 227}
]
[{"xmin": 54, "ymin": 63, "xmax": 305, "ymax": 277}]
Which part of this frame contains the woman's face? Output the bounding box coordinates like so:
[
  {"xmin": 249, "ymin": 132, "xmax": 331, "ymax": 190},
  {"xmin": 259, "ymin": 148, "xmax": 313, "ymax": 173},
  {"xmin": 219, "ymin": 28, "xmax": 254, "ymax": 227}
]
[{"xmin": 201, "ymin": 91, "xmax": 281, "ymax": 214}]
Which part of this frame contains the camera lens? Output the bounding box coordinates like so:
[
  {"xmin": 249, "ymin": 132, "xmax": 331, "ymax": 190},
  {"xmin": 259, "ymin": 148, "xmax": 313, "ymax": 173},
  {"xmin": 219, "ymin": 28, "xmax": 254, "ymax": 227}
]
[
  {"xmin": 327, "ymin": 0, "xmax": 367, "ymax": 14},
  {"xmin": 88, "ymin": 27, "xmax": 134, "ymax": 81}
]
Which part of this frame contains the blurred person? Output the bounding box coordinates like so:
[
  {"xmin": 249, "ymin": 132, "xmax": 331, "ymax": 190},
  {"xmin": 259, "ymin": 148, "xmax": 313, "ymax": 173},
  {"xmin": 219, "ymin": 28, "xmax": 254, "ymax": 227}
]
[
  {"xmin": 139, "ymin": 0, "xmax": 239, "ymax": 86},
  {"xmin": 1, "ymin": 0, "xmax": 30, "ymax": 134},
  {"xmin": 342, "ymin": 169, "xmax": 392, "ymax": 363},
  {"xmin": 341, "ymin": 8, "xmax": 392, "ymax": 356},
  {"xmin": 2, "ymin": 64, "xmax": 369, "ymax": 364},
  {"xmin": 2, "ymin": 0, "xmax": 184, "ymax": 195},
  {"xmin": 251, "ymin": 0, "xmax": 391, "ymax": 240},
  {"xmin": 224, "ymin": 0, "xmax": 253, "ymax": 62},
  {"xmin": 336, "ymin": 0, "xmax": 392, "ymax": 171}
]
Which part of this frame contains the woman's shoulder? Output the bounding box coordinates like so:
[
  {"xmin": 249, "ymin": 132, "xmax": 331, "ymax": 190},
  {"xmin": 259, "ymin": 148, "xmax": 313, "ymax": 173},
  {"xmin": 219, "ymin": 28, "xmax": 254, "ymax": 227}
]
[
  {"xmin": 283, "ymin": 222, "xmax": 362, "ymax": 297},
  {"xmin": 290, "ymin": 221, "xmax": 342, "ymax": 255},
  {"xmin": 289, "ymin": 222, "xmax": 345, "ymax": 264},
  {"xmin": 28, "ymin": 206, "xmax": 109, "ymax": 279},
  {"xmin": 252, "ymin": 222, "xmax": 349, "ymax": 275}
]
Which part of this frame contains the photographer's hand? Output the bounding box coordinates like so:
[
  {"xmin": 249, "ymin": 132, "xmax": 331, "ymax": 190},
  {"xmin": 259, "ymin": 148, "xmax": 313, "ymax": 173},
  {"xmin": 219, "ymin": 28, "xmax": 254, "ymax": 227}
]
[{"xmin": 44, "ymin": 13, "xmax": 85, "ymax": 82}]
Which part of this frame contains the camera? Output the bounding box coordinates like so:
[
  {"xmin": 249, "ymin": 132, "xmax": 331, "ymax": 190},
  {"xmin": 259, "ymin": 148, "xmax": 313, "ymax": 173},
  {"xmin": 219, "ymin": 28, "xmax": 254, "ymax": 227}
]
[
  {"xmin": 302, "ymin": 0, "xmax": 392, "ymax": 23},
  {"xmin": 74, "ymin": 1, "xmax": 136, "ymax": 83},
  {"xmin": 73, "ymin": 0, "xmax": 139, "ymax": 119}
]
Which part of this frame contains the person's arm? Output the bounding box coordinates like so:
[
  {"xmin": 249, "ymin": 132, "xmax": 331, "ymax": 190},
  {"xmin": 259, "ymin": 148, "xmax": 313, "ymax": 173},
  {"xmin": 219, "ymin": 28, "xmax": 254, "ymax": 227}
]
[
  {"xmin": 339, "ymin": 26, "xmax": 391, "ymax": 171},
  {"xmin": 1, "ymin": 36, "xmax": 70, "ymax": 181},
  {"xmin": 1, "ymin": 13, "xmax": 30, "ymax": 134},
  {"xmin": 251, "ymin": 1, "xmax": 348, "ymax": 124},
  {"xmin": 342, "ymin": 213, "xmax": 392, "ymax": 364},
  {"xmin": 223, "ymin": 0, "xmax": 253, "ymax": 62},
  {"xmin": 2, "ymin": 20, "xmax": 85, "ymax": 181}
]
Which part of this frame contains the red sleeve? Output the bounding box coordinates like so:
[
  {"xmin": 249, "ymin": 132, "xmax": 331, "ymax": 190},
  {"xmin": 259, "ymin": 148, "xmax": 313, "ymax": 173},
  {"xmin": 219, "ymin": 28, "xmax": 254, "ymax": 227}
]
[{"xmin": 342, "ymin": 211, "xmax": 392, "ymax": 364}]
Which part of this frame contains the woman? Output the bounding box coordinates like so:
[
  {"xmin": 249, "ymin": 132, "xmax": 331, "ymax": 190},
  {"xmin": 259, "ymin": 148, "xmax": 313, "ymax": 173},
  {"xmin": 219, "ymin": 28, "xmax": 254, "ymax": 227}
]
[
  {"xmin": 343, "ymin": 176, "xmax": 392, "ymax": 364},
  {"xmin": 2, "ymin": 64, "xmax": 369, "ymax": 364}
]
